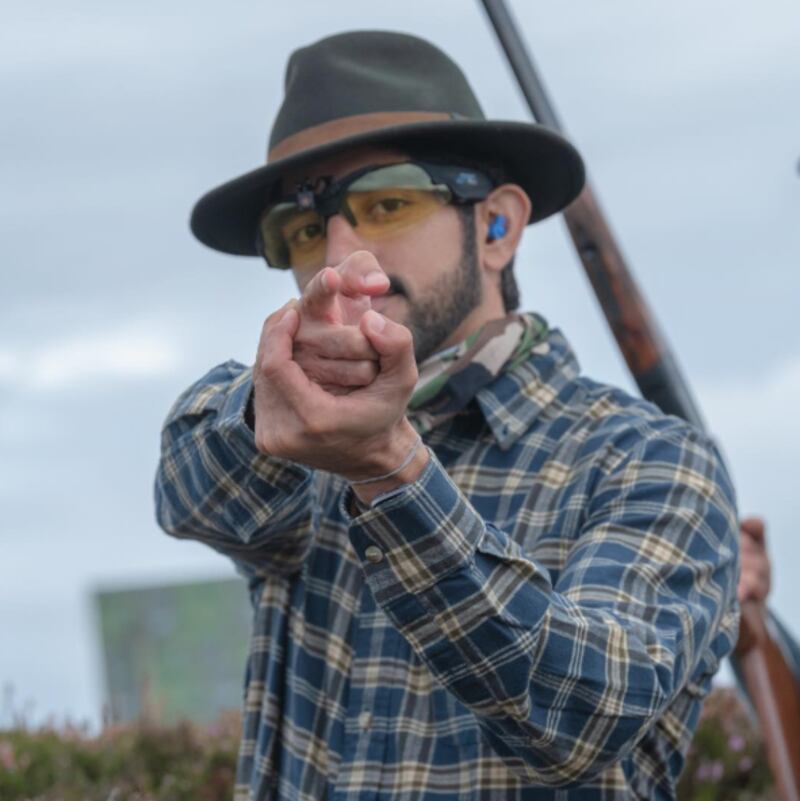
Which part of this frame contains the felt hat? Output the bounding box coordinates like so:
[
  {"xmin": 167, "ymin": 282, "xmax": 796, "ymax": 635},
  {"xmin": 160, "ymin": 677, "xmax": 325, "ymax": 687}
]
[{"xmin": 190, "ymin": 30, "xmax": 585, "ymax": 256}]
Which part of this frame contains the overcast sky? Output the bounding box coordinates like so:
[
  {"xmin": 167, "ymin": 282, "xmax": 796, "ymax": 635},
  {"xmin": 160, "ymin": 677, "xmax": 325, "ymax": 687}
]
[{"xmin": 2, "ymin": 0, "xmax": 798, "ymax": 727}]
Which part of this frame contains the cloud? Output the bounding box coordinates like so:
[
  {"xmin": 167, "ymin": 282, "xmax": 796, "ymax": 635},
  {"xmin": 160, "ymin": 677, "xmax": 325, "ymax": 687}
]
[
  {"xmin": 0, "ymin": 350, "xmax": 19, "ymax": 381},
  {"xmin": 0, "ymin": 322, "xmax": 181, "ymax": 392},
  {"xmin": 699, "ymin": 355, "xmax": 800, "ymax": 456}
]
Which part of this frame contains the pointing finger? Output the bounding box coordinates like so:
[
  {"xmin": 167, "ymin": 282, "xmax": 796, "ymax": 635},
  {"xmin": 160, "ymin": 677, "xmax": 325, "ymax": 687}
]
[
  {"xmin": 336, "ymin": 250, "xmax": 390, "ymax": 297},
  {"xmin": 296, "ymin": 322, "xmax": 378, "ymax": 360},
  {"xmin": 740, "ymin": 516, "xmax": 766, "ymax": 543},
  {"xmin": 302, "ymin": 267, "xmax": 342, "ymax": 322}
]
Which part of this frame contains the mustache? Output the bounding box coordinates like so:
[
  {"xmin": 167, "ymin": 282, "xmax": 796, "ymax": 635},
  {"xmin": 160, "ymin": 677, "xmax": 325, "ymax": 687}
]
[{"xmin": 386, "ymin": 276, "xmax": 410, "ymax": 298}]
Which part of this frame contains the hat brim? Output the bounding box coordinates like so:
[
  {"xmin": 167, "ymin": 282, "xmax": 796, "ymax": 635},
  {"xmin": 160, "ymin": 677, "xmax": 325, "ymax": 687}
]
[{"xmin": 190, "ymin": 119, "xmax": 585, "ymax": 257}]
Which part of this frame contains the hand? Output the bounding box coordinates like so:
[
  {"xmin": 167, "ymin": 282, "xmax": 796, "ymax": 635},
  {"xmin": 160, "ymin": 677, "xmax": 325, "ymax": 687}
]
[
  {"xmin": 252, "ymin": 300, "xmax": 426, "ymax": 498},
  {"xmin": 738, "ymin": 516, "xmax": 772, "ymax": 604},
  {"xmin": 293, "ymin": 251, "xmax": 389, "ymax": 395}
]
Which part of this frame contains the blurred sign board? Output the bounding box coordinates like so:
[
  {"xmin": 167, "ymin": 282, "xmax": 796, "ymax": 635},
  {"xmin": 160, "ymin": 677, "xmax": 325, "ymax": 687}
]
[{"xmin": 94, "ymin": 577, "xmax": 251, "ymax": 724}]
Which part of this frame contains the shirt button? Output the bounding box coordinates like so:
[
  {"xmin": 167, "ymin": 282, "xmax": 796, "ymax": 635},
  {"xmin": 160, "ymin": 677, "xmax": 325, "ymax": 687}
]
[
  {"xmin": 358, "ymin": 711, "xmax": 372, "ymax": 730},
  {"xmin": 364, "ymin": 545, "xmax": 384, "ymax": 564}
]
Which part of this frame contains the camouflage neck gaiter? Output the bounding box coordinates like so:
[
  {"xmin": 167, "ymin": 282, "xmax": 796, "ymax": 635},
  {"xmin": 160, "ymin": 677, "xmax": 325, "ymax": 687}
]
[{"xmin": 408, "ymin": 312, "xmax": 548, "ymax": 434}]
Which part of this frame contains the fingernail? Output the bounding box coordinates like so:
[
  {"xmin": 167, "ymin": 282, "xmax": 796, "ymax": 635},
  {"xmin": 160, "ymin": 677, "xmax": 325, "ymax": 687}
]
[
  {"xmin": 321, "ymin": 268, "xmax": 336, "ymax": 292},
  {"xmin": 281, "ymin": 307, "xmax": 298, "ymax": 327},
  {"xmin": 363, "ymin": 270, "xmax": 388, "ymax": 289},
  {"xmin": 365, "ymin": 309, "xmax": 386, "ymax": 332}
]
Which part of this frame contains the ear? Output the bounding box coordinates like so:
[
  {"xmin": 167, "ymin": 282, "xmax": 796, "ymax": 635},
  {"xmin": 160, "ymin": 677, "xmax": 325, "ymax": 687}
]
[{"xmin": 474, "ymin": 184, "xmax": 531, "ymax": 275}]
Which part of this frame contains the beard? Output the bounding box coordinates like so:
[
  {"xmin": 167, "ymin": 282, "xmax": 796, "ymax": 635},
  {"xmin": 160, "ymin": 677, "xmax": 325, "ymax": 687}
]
[{"xmin": 388, "ymin": 210, "xmax": 483, "ymax": 363}]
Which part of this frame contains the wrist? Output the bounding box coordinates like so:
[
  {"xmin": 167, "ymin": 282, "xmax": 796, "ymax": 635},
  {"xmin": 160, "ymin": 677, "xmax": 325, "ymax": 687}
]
[{"xmin": 346, "ymin": 420, "xmax": 429, "ymax": 505}]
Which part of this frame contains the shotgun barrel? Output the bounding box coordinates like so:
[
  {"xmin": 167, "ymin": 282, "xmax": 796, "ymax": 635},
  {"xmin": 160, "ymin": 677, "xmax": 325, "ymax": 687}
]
[{"xmin": 480, "ymin": 0, "xmax": 704, "ymax": 427}]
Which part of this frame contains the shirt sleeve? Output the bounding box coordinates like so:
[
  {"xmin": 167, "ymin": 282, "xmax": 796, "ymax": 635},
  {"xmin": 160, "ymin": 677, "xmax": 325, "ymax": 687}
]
[
  {"xmin": 343, "ymin": 422, "xmax": 740, "ymax": 786},
  {"xmin": 154, "ymin": 360, "xmax": 316, "ymax": 578}
]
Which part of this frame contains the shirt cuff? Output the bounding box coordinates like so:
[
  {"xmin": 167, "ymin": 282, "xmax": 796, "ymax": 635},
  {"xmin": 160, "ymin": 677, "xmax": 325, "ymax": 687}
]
[{"xmin": 342, "ymin": 452, "xmax": 485, "ymax": 605}]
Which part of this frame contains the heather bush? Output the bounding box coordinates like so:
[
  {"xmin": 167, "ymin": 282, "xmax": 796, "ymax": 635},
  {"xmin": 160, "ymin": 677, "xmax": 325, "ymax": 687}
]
[
  {"xmin": 0, "ymin": 713, "xmax": 239, "ymax": 801},
  {"xmin": 0, "ymin": 688, "xmax": 776, "ymax": 800},
  {"xmin": 677, "ymin": 687, "xmax": 775, "ymax": 800}
]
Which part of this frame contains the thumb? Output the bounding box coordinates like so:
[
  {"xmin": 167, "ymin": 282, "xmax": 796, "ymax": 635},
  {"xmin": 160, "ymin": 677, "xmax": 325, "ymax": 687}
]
[
  {"xmin": 740, "ymin": 516, "xmax": 766, "ymax": 543},
  {"xmin": 257, "ymin": 300, "xmax": 300, "ymax": 376},
  {"xmin": 360, "ymin": 310, "xmax": 417, "ymax": 385},
  {"xmin": 267, "ymin": 301, "xmax": 300, "ymax": 357}
]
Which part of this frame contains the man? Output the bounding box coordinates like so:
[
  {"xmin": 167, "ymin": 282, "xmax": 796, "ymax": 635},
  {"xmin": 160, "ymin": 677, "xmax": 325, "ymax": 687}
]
[{"xmin": 155, "ymin": 31, "xmax": 739, "ymax": 800}]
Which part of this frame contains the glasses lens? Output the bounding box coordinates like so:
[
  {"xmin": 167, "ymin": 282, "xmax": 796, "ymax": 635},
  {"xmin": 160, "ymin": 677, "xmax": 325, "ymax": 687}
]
[
  {"xmin": 345, "ymin": 163, "xmax": 451, "ymax": 240},
  {"xmin": 345, "ymin": 187, "xmax": 450, "ymax": 238},
  {"xmin": 259, "ymin": 164, "xmax": 454, "ymax": 270},
  {"xmin": 259, "ymin": 202, "xmax": 325, "ymax": 270}
]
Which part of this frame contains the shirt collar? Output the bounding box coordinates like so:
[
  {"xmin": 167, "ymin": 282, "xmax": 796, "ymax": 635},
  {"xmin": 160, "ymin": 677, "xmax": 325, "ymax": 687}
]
[{"xmin": 475, "ymin": 326, "xmax": 581, "ymax": 450}]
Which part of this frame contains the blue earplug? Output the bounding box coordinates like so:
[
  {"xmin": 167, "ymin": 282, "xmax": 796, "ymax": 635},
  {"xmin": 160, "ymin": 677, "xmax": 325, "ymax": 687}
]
[{"xmin": 488, "ymin": 214, "xmax": 508, "ymax": 241}]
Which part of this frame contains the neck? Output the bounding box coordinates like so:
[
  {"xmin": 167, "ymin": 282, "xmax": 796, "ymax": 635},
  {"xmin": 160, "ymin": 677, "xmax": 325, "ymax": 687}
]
[{"xmin": 433, "ymin": 296, "xmax": 507, "ymax": 355}]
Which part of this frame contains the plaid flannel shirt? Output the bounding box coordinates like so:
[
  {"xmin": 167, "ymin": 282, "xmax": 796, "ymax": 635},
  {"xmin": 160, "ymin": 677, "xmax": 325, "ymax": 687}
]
[{"xmin": 155, "ymin": 326, "xmax": 739, "ymax": 800}]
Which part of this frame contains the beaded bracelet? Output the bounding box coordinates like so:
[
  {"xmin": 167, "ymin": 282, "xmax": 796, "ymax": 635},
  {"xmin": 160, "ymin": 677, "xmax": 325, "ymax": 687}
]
[{"xmin": 349, "ymin": 434, "xmax": 423, "ymax": 486}]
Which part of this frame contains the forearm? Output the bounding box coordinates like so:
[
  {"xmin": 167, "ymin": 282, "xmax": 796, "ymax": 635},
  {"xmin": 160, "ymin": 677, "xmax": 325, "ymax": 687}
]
[{"xmin": 155, "ymin": 360, "xmax": 315, "ymax": 576}]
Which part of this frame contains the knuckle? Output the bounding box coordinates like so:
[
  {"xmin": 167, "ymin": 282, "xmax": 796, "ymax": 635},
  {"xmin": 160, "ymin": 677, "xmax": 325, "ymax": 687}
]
[
  {"xmin": 301, "ymin": 415, "xmax": 327, "ymax": 439},
  {"xmin": 339, "ymin": 361, "xmax": 368, "ymax": 386},
  {"xmin": 254, "ymin": 428, "xmax": 277, "ymax": 455},
  {"xmin": 308, "ymin": 267, "xmax": 327, "ymax": 289},
  {"xmin": 302, "ymin": 272, "xmax": 323, "ymax": 301},
  {"xmin": 319, "ymin": 359, "xmax": 375, "ymax": 387},
  {"xmin": 331, "ymin": 329, "xmax": 367, "ymax": 360},
  {"xmin": 341, "ymin": 328, "xmax": 366, "ymax": 356},
  {"xmin": 324, "ymin": 362, "xmax": 348, "ymax": 386},
  {"xmin": 340, "ymin": 251, "xmax": 376, "ymax": 279},
  {"xmin": 292, "ymin": 344, "xmax": 315, "ymax": 368},
  {"xmin": 327, "ymin": 362, "xmax": 352, "ymax": 387},
  {"xmin": 258, "ymin": 354, "xmax": 282, "ymax": 382},
  {"xmin": 255, "ymin": 435, "xmax": 272, "ymax": 454},
  {"xmin": 396, "ymin": 325, "xmax": 414, "ymax": 349},
  {"xmin": 263, "ymin": 301, "xmax": 295, "ymax": 332},
  {"xmin": 361, "ymin": 361, "xmax": 379, "ymax": 383},
  {"xmin": 345, "ymin": 249, "xmax": 379, "ymax": 271},
  {"xmin": 404, "ymin": 365, "xmax": 419, "ymax": 390},
  {"xmin": 261, "ymin": 315, "xmax": 277, "ymax": 340}
]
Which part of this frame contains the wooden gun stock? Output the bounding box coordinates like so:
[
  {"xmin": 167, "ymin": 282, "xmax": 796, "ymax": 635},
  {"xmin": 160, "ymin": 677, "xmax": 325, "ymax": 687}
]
[
  {"xmin": 735, "ymin": 602, "xmax": 800, "ymax": 801},
  {"xmin": 562, "ymin": 186, "xmax": 704, "ymax": 424}
]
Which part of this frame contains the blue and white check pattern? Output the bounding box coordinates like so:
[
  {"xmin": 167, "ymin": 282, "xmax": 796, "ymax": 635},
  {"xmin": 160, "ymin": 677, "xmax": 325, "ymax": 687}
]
[{"xmin": 155, "ymin": 325, "xmax": 739, "ymax": 800}]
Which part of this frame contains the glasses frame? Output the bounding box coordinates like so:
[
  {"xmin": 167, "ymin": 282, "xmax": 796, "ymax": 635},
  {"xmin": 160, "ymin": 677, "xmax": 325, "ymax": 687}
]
[{"xmin": 256, "ymin": 160, "xmax": 496, "ymax": 270}]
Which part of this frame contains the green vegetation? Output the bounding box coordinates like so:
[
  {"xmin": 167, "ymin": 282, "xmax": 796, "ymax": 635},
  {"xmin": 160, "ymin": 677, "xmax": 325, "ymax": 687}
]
[
  {"xmin": 0, "ymin": 713, "xmax": 239, "ymax": 801},
  {"xmin": 678, "ymin": 687, "xmax": 775, "ymax": 801}
]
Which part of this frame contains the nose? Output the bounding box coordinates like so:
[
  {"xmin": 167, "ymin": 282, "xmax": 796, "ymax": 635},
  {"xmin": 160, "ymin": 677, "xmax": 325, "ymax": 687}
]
[{"xmin": 324, "ymin": 213, "xmax": 374, "ymax": 267}]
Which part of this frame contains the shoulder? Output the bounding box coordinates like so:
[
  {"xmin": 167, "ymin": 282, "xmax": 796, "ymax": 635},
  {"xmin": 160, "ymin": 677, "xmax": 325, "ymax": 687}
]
[
  {"xmin": 570, "ymin": 374, "xmax": 711, "ymax": 453},
  {"xmin": 519, "ymin": 324, "xmax": 734, "ymax": 500},
  {"xmin": 560, "ymin": 377, "xmax": 738, "ymax": 531}
]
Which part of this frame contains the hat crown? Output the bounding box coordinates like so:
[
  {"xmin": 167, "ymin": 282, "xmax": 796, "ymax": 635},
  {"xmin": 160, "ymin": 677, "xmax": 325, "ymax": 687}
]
[{"xmin": 269, "ymin": 31, "xmax": 485, "ymax": 151}]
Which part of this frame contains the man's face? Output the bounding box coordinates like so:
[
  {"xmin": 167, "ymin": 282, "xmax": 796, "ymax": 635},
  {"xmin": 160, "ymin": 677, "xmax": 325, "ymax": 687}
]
[{"xmin": 283, "ymin": 147, "xmax": 485, "ymax": 363}]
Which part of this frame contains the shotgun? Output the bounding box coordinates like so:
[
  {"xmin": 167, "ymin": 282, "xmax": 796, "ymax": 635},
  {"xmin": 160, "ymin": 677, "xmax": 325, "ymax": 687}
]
[{"xmin": 478, "ymin": 1, "xmax": 800, "ymax": 798}]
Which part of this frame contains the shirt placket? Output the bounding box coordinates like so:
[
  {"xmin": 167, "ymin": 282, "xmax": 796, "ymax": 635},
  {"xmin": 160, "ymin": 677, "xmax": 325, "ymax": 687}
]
[{"xmin": 333, "ymin": 578, "xmax": 403, "ymax": 801}]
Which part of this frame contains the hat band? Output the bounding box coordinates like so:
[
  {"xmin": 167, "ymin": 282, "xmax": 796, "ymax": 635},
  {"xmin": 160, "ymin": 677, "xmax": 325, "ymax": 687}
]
[{"xmin": 268, "ymin": 111, "xmax": 452, "ymax": 162}]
